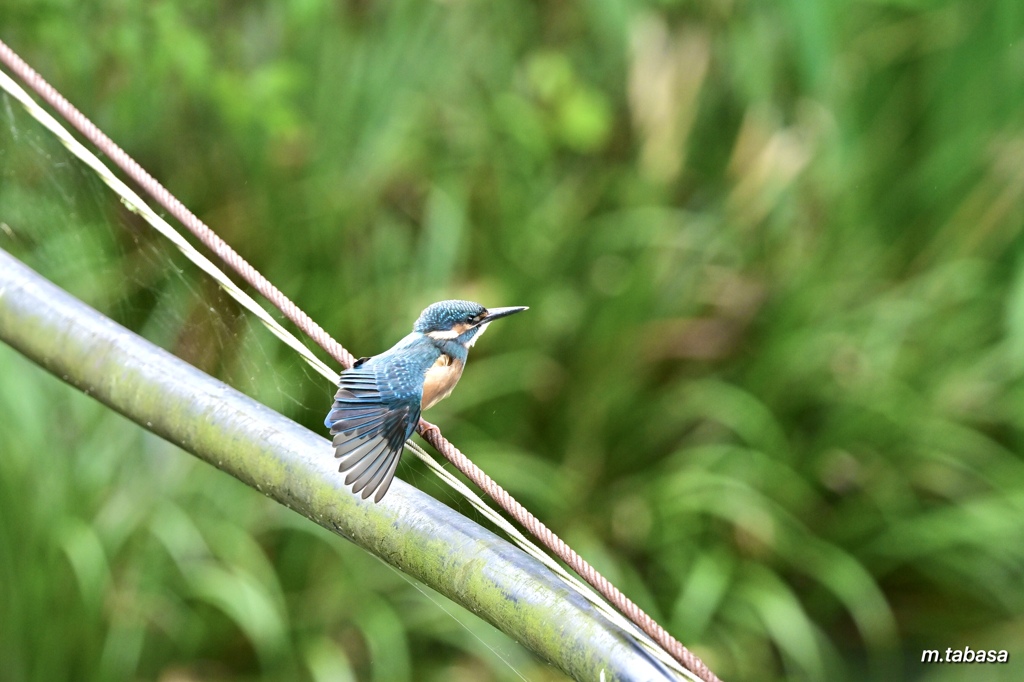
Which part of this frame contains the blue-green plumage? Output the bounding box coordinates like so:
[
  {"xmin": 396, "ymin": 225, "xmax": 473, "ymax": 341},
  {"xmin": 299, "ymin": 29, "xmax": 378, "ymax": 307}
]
[{"xmin": 325, "ymin": 300, "xmax": 527, "ymax": 502}]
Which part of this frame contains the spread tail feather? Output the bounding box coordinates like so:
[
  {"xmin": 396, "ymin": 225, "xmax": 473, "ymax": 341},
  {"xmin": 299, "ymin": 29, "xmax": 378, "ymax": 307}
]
[{"xmin": 328, "ymin": 397, "xmax": 416, "ymax": 502}]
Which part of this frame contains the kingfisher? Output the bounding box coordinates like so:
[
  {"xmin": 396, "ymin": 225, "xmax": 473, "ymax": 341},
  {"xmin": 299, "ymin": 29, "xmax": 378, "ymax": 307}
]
[{"xmin": 325, "ymin": 299, "xmax": 528, "ymax": 502}]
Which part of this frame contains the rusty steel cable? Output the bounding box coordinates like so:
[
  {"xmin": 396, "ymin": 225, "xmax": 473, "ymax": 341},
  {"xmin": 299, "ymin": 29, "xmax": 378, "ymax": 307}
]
[{"xmin": 0, "ymin": 38, "xmax": 720, "ymax": 682}]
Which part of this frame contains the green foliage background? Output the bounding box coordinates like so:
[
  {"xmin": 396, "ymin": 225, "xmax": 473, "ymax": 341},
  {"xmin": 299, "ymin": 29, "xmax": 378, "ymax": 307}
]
[{"xmin": 2, "ymin": 1, "xmax": 1024, "ymax": 680}]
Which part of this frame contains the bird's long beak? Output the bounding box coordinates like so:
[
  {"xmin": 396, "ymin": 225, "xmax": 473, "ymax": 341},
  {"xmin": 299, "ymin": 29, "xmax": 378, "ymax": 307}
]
[{"xmin": 482, "ymin": 306, "xmax": 528, "ymax": 323}]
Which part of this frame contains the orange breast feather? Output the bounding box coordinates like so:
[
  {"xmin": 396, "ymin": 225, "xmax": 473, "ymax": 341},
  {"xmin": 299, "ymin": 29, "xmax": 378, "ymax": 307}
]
[{"xmin": 421, "ymin": 354, "xmax": 465, "ymax": 410}]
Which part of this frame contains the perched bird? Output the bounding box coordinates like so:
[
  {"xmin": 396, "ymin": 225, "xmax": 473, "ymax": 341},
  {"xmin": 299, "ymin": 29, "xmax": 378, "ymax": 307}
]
[{"xmin": 325, "ymin": 300, "xmax": 528, "ymax": 502}]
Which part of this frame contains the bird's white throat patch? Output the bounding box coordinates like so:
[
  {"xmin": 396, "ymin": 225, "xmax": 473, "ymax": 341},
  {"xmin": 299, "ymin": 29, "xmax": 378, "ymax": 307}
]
[{"xmin": 465, "ymin": 322, "xmax": 490, "ymax": 348}]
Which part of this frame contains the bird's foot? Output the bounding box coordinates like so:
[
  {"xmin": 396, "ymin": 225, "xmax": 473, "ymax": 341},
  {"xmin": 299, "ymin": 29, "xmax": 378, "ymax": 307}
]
[{"xmin": 419, "ymin": 419, "xmax": 441, "ymax": 438}]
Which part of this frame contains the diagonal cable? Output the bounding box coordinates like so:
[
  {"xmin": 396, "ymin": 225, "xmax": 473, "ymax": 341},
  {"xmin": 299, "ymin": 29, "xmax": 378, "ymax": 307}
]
[
  {"xmin": 0, "ymin": 38, "xmax": 720, "ymax": 682},
  {"xmin": 0, "ymin": 62, "xmax": 692, "ymax": 679}
]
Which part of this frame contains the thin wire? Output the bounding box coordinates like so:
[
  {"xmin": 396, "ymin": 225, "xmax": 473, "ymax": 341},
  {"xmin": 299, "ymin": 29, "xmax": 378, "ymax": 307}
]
[
  {"xmin": 417, "ymin": 425, "xmax": 717, "ymax": 682},
  {"xmin": 0, "ymin": 68, "xmax": 339, "ymax": 387},
  {"xmin": 0, "ymin": 42, "xmax": 354, "ymax": 373},
  {"xmin": 0, "ymin": 64, "xmax": 693, "ymax": 679},
  {"xmin": 0, "ymin": 39, "xmax": 720, "ymax": 682},
  {"xmin": 392, "ymin": 568, "xmax": 531, "ymax": 682}
]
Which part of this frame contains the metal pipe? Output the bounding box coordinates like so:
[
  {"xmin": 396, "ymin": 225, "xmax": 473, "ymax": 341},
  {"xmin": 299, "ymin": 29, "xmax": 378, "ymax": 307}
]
[{"xmin": 0, "ymin": 248, "xmax": 679, "ymax": 681}]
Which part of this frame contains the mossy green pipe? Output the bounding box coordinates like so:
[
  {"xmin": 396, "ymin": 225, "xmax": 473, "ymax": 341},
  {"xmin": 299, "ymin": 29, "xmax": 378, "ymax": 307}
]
[{"xmin": 0, "ymin": 248, "xmax": 681, "ymax": 682}]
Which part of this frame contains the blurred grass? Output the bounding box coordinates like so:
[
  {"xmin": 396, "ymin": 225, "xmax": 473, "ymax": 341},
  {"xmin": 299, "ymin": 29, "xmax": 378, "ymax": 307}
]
[{"xmin": 2, "ymin": 0, "xmax": 1024, "ymax": 680}]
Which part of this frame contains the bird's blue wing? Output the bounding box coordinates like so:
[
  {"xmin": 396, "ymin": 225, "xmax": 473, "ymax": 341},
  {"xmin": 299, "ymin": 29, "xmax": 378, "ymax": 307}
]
[{"xmin": 324, "ymin": 353, "xmax": 426, "ymax": 502}]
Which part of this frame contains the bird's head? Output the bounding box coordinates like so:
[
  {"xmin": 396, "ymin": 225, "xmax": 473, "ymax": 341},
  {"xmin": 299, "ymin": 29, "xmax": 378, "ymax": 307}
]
[{"xmin": 414, "ymin": 300, "xmax": 527, "ymax": 348}]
